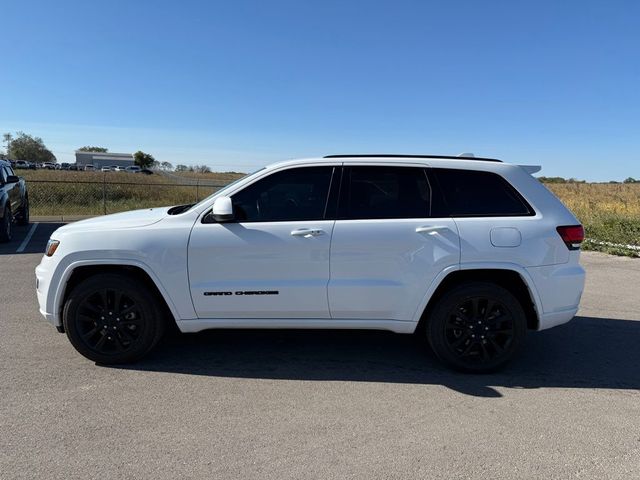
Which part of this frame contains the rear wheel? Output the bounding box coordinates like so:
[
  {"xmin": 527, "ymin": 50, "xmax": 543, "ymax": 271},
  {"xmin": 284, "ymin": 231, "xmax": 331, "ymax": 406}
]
[
  {"xmin": 0, "ymin": 206, "xmax": 12, "ymax": 242},
  {"xmin": 16, "ymin": 195, "xmax": 29, "ymax": 225},
  {"xmin": 426, "ymin": 282, "xmax": 527, "ymax": 373},
  {"xmin": 63, "ymin": 274, "xmax": 166, "ymax": 364}
]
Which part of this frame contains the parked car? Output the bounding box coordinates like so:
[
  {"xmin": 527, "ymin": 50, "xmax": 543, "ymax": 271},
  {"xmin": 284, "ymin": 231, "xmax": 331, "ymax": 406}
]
[
  {"xmin": 114, "ymin": 166, "xmax": 125, "ymax": 172},
  {"xmin": 14, "ymin": 160, "xmax": 30, "ymax": 169},
  {"xmin": 125, "ymin": 165, "xmax": 141, "ymax": 173},
  {"xmin": 69, "ymin": 164, "xmax": 79, "ymax": 171},
  {"xmin": 36, "ymin": 154, "xmax": 586, "ymax": 371},
  {"xmin": 41, "ymin": 162, "xmax": 56, "ymax": 170},
  {"xmin": 0, "ymin": 159, "xmax": 29, "ymax": 242},
  {"xmin": 60, "ymin": 163, "xmax": 71, "ymax": 170},
  {"xmin": 101, "ymin": 166, "xmax": 111, "ymax": 172},
  {"xmin": 84, "ymin": 165, "xmax": 95, "ymax": 171},
  {"xmin": 140, "ymin": 168, "xmax": 153, "ymax": 175}
]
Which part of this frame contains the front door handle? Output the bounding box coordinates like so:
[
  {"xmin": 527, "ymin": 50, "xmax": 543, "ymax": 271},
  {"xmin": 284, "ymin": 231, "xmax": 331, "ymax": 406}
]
[
  {"xmin": 415, "ymin": 225, "xmax": 449, "ymax": 235},
  {"xmin": 291, "ymin": 228, "xmax": 325, "ymax": 238}
]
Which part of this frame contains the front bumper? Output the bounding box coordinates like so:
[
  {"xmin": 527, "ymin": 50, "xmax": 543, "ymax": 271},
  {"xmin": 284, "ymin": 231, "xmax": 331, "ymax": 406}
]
[{"xmin": 35, "ymin": 260, "xmax": 60, "ymax": 327}]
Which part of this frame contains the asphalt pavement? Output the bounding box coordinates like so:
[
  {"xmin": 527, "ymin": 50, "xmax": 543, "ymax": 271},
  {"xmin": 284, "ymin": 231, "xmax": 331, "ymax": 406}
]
[{"xmin": 1, "ymin": 223, "xmax": 639, "ymax": 479}]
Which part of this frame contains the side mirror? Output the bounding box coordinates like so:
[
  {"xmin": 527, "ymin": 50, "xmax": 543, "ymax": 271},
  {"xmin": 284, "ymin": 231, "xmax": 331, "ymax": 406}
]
[
  {"xmin": 5, "ymin": 175, "xmax": 19, "ymax": 184},
  {"xmin": 211, "ymin": 196, "xmax": 234, "ymax": 222}
]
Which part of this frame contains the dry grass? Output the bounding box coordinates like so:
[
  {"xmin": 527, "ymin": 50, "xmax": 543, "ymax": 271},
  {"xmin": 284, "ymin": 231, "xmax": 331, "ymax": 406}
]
[
  {"xmin": 546, "ymin": 183, "xmax": 640, "ymax": 256},
  {"xmin": 18, "ymin": 169, "xmax": 244, "ymax": 185},
  {"xmin": 19, "ymin": 169, "xmax": 244, "ymax": 216}
]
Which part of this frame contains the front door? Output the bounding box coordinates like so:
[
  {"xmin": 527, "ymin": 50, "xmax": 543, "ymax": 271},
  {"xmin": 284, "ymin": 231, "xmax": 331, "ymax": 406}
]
[{"xmin": 189, "ymin": 165, "xmax": 338, "ymax": 319}]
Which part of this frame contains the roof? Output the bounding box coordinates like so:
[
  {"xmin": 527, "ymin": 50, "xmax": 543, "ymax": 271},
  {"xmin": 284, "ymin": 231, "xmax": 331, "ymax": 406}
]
[
  {"xmin": 263, "ymin": 154, "xmax": 511, "ymax": 172},
  {"xmin": 323, "ymin": 153, "xmax": 502, "ymax": 162}
]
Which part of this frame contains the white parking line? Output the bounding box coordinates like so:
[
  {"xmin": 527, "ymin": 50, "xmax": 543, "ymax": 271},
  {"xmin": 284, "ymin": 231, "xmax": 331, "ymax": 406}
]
[{"xmin": 16, "ymin": 222, "xmax": 39, "ymax": 253}]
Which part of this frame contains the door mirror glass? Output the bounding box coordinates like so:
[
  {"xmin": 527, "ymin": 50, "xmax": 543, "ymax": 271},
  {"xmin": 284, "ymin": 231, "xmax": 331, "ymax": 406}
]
[
  {"xmin": 212, "ymin": 196, "xmax": 234, "ymax": 222},
  {"xmin": 5, "ymin": 175, "xmax": 19, "ymax": 184}
]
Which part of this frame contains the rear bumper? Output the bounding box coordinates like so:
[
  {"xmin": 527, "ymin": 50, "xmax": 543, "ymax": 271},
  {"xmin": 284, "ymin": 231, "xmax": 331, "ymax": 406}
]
[
  {"xmin": 539, "ymin": 307, "xmax": 579, "ymax": 330},
  {"xmin": 527, "ymin": 262, "xmax": 585, "ymax": 330}
]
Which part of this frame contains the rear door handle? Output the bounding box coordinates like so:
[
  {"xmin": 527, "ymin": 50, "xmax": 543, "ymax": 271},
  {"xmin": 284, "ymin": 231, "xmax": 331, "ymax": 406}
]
[
  {"xmin": 291, "ymin": 228, "xmax": 325, "ymax": 238},
  {"xmin": 415, "ymin": 225, "xmax": 449, "ymax": 234}
]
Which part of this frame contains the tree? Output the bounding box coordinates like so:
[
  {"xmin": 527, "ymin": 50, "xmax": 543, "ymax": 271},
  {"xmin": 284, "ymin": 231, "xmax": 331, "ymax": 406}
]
[
  {"xmin": 623, "ymin": 177, "xmax": 638, "ymax": 184},
  {"xmin": 175, "ymin": 164, "xmax": 188, "ymax": 172},
  {"xmin": 133, "ymin": 150, "xmax": 155, "ymax": 169},
  {"xmin": 6, "ymin": 131, "xmax": 56, "ymax": 163},
  {"xmin": 77, "ymin": 146, "xmax": 108, "ymax": 152},
  {"xmin": 194, "ymin": 164, "xmax": 211, "ymax": 173},
  {"xmin": 2, "ymin": 133, "xmax": 12, "ymax": 154},
  {"xmin": 160, "ymin": 161, "xmax": 173, "ymax": 171}
]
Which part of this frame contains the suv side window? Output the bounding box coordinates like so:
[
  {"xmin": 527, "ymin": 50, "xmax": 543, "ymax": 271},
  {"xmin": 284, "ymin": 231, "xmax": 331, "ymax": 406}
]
[
  {"xmin": 231, "ymin": 166, "xmax": 335, "ymax": 222},
  {"xmin": 0, "ymin": 167, "xmax": 6, "ymax": 182},
  {"xmin": 339, "ymin": 166, "xmax": 431, "ymax": 219},
  {"xmin": 431, "ymin": 168, "xmax": 533, "ymax": 217}
]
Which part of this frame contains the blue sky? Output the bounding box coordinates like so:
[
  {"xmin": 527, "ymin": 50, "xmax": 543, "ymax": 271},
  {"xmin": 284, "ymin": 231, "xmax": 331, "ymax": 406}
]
[{"xmin": 1, "ymin": 0, "xmax": 638, "ymax": 180}]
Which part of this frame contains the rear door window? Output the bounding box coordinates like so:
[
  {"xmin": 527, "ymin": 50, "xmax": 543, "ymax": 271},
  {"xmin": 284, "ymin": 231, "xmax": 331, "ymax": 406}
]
[
  {"xmin": 339, "ymin": 166, "xmax": 431, "ymax": 219},
  {"xmin": 430, "ymin": 168, "xmax": 533, "ymax": 217}
]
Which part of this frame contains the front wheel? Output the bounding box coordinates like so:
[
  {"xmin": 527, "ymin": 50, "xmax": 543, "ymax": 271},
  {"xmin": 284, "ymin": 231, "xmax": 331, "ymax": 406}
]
[
  {"xmin": 63, "ymin": 274, "xmax": 166, "ymax": 364},
  {"xmin": 426, "ymin": 282, "xmax": 527, "ymax": 373}
]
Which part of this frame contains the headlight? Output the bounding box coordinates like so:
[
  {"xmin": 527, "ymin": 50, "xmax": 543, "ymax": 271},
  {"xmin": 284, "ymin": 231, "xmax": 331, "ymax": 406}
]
[{"xmin": 45, "ymin": 239, "xmax": 60, "ymax": 257}]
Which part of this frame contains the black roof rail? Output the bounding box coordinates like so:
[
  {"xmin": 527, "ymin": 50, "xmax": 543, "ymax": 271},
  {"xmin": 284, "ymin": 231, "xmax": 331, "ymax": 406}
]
[{"xmin": 323, "ymin": 154, "xmax": 502, "ymax": 163}]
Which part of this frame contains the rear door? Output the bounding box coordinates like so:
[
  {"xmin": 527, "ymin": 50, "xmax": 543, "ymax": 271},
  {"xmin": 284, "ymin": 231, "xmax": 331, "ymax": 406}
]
[{"xmin": 328, "ymin": 165, "xmax": 460, "ymax": 320}]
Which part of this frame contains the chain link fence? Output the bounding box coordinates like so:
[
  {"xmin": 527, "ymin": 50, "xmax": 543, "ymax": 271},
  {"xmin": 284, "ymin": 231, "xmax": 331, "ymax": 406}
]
[{"xmin": 27, "ymin": 177, "xmax": 227, "ymax": 218}]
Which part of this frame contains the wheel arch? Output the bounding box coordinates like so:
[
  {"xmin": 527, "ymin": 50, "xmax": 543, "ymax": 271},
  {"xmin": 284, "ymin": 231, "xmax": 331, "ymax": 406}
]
[
  {"xmin": 56, "ymin": 261, "xmax": 179, "ymax": 332},
  {"xmin": 416, "ymin": 266, "xmax": 541, "ymax": 333}
]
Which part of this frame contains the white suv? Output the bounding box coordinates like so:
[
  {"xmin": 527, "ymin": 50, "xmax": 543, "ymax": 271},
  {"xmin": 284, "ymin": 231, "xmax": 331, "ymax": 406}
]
[{"xmin": 36, "ymin": 154, "xmax": 585, "ymax": 372}]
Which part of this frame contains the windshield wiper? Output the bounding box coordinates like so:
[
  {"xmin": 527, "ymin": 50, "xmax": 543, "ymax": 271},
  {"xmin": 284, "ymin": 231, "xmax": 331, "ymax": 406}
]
[{"xmin": 167, "ymin": 203, "xmax": 195, "ymax": 215}]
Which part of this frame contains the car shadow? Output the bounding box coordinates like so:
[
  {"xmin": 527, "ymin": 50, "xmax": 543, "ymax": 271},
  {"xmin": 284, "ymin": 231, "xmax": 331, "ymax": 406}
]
[{"xmin": 113, "ymin": 315, "xmax": 640, "ymax": 397}]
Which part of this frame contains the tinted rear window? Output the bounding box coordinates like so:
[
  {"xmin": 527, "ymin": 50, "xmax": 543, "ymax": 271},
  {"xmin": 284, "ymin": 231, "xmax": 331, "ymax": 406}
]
[
  {"xmin": 340, "ymin": 166, "xmax": 431, "ymax": 219},
  {"xmin": 432, "ymin": 168, "xmax": 533, "ymax": 216}
]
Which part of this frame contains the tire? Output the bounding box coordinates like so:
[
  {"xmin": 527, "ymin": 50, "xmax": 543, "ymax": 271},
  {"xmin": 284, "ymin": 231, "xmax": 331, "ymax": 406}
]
[
  {"xmin": 426, "ymin": 282, "xmax": 527, "ymax": 373},
  {"xmin": 16, "ymin": 195, "xmax": 29, "ymax": 226},
  {"xmin": 63, "ymin": 274, "xmax": 166, "ymax": 364},
  {"xmin": 0, "ymin": 206, "xmax": 12, "ymax": 242}
]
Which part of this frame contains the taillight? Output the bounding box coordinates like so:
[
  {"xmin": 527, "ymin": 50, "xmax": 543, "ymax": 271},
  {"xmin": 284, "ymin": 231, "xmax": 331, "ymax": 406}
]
[{"xmin": 556, "ymin": 225, "xmax": 584, "ymax": 250}]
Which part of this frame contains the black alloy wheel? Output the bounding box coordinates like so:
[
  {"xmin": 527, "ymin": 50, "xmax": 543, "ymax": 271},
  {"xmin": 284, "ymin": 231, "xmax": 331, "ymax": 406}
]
[
  {"xmin": 63, "ymin": 274, "xmax": 165, "ymax": 364},
  {"xmin": 427, "ymin": 282, "xmax": 527, "ymax": 372}
]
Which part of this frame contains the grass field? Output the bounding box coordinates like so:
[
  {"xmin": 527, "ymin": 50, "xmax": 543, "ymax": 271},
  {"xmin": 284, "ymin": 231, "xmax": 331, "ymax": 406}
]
[
  {"xmin": 20, "ymin": 169, "xmax": 244, "ymax": 216},
  {"xmin": 545, "ymin": 183, "xmax": 640, "ymax": 256},
  {"xmin": 17, "ymin": 169, "xmax": 640, "ymax": 256}
]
